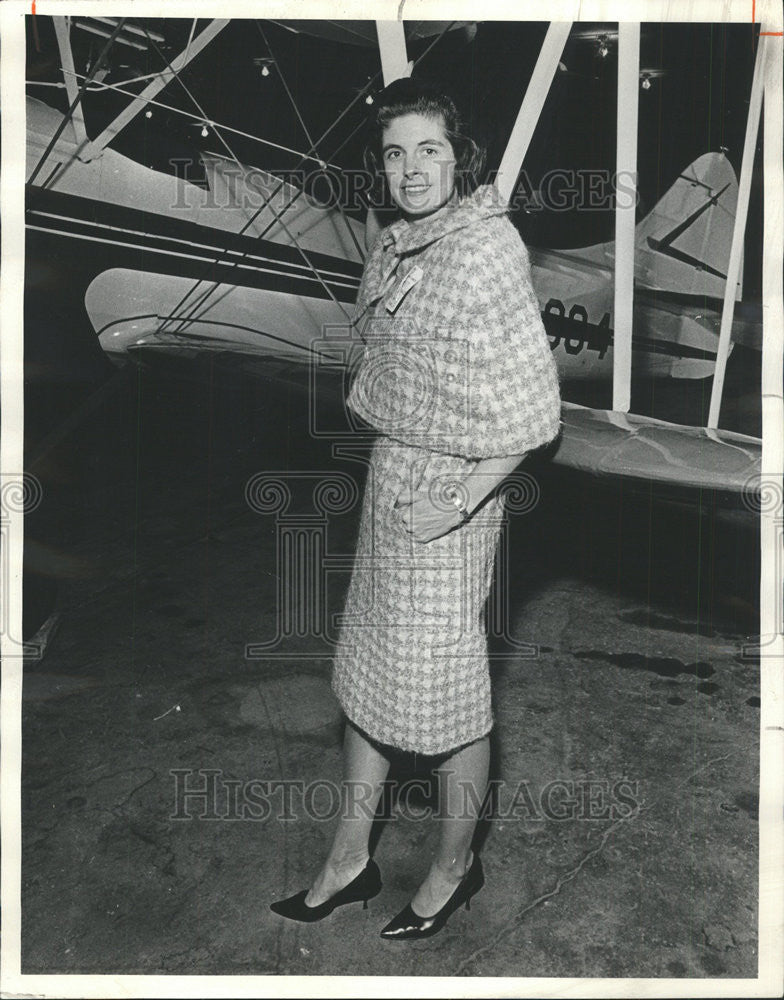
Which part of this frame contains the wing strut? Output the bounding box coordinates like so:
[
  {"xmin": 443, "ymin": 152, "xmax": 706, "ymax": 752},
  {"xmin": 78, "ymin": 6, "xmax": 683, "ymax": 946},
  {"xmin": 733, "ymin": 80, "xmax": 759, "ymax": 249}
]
[
  {"xmin": 26, "ymin": 17, "xmax": 128, "ymax": 187},
  {"xmin": 79, "ymin": 19, "xmax": 230, "ymax": 162},
  {"xmin": 375, "ymin": 21, "xmax": 411, "ymax": 85},
  {"xmin": 759, "ymin": 5, "xmax": 784, "ymax": 658},
  {"xmin": 707, "ymin": 34, "xmax": 766, "ymax": 429},
  {"xmin": 495, "ymin": 22, "xmax": 572, "ymax": 203},
  {"xmin": 612, "ymin": 22, "xmax": 640, "ymax": 414},
  {"xmin": 53, "ymin": 17, "xmax": 87, "ymax": 147}
]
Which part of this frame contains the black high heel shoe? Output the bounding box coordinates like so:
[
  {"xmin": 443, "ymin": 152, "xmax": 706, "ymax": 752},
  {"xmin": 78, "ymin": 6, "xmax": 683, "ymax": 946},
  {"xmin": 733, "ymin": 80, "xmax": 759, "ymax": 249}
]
[
  {"xmin": 379, "ymin": 854, "xmax": 484, "ymax": 940},
  {"xmin": 269, "ymin": 858, "xmax": 382, "ymax": 922}
]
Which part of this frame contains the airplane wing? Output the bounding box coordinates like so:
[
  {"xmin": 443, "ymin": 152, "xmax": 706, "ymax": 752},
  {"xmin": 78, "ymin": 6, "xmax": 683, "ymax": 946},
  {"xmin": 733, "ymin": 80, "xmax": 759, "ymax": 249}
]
[
  {"xmin": 270, "ymin": 21, "xmax": 477, "ymax": 46},
  {"xmin": 24, "ymin": 15, "xmax": 766, "ymax": 521},
  {"xmin": 553, "ymin": 403, "xmax": 761, "ymax": 508}
]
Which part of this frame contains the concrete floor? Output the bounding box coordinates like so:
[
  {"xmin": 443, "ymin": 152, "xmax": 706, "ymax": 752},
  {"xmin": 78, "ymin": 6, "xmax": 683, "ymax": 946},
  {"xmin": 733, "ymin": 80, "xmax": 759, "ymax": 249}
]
[{"xmin": 22, "ymin": 361, "xmax": 760, "ymax": 977}]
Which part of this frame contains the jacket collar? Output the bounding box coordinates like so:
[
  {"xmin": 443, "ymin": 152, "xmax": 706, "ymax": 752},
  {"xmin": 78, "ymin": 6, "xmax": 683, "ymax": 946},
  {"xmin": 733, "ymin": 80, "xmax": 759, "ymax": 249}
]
[{"xmin": 379, "ymin": 184, "xmax": 510, "ymax": 256}]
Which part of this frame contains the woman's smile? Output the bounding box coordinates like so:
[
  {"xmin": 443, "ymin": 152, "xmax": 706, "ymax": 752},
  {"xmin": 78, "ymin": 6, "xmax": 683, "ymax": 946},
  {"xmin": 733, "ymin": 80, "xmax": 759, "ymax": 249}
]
[
  {"xmin": 381, "ymin": 112, "xmax": 457, "ymax": 222},
  {"xmin": 402, "ymin": 182, "xmax": 433, "ymax": 202}
]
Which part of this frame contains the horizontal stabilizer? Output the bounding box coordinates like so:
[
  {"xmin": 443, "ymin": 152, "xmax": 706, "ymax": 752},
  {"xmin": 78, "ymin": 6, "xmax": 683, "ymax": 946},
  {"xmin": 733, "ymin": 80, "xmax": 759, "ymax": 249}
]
[{"xmin": 633, "ymin": 293, "xmax": 724, "ymax": 380}]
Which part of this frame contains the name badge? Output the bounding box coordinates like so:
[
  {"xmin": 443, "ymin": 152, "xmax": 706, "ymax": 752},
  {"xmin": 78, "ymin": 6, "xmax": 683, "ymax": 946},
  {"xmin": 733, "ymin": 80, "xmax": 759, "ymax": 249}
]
[{"xmin": 385, "ymin": 265, "xmax": 423, "ymax": 313}]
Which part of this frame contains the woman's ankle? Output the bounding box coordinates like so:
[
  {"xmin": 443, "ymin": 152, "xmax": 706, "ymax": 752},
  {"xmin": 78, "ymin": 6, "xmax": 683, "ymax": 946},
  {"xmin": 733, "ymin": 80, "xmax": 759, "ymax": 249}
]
[
  {"xmin": 324, "ymin": 848, "xmax": 370, "ymax": 875},
  {"xmin": 431, "ymin": 849, "xmax": 473, "ymax": 881}
]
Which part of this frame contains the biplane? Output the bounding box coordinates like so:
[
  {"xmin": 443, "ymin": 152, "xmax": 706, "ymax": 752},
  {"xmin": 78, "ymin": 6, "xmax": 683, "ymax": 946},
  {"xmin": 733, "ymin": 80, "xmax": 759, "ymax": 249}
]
[{"xmin": 23, "ymin": 14, "xmax": 774, "ymax": 507}]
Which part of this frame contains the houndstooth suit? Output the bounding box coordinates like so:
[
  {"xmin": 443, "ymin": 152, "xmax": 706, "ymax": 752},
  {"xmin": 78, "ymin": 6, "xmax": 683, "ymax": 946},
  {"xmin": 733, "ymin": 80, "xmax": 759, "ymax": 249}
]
[{"xmin": 331, "ymin": 186, "xmax": 561, "ymax": 755}]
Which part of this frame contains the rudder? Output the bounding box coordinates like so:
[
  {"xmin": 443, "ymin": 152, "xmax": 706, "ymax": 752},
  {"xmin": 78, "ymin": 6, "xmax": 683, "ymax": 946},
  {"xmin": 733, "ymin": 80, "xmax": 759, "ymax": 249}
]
[{"xmin": 635, "ymin": 152, "xmax": 742, "ymax": 302}]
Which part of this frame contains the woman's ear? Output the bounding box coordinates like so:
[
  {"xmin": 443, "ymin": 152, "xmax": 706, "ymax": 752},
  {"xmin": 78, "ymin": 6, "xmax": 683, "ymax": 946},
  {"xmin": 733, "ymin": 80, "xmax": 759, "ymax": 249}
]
[
  {"xmin": 455, "ymin": 137, "xmax": 486, "ymax": 195},
  {"xmin": 363, "ymin": 148, "xmax": 387, "ymax": 209}
]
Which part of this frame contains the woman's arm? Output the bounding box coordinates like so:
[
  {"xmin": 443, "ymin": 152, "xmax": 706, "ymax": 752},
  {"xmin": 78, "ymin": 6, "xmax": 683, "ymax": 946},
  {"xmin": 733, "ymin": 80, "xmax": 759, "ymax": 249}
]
[
  {"xmin": 394, "ymin": 451, "xmax": 527, "ymax": 543},
  {"xmin": 461, "ymin": 452, "xmax": 527, "ymax": 517}
]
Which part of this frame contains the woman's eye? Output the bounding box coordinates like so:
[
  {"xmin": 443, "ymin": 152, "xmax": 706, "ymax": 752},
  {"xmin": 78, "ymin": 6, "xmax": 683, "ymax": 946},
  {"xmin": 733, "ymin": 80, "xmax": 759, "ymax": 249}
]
[
  {"xmin": 423, "ymin": 147, "xmax": 438, "ymax": 156},
  {"xmin": 385, "ymin": 150, "xmax": 401, "ymax": 161}
]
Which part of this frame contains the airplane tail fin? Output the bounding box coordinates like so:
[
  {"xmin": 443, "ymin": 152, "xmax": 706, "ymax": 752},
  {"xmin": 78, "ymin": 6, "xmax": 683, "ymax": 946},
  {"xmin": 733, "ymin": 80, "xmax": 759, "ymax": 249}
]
[{"xmin": 635, "ymin": 152, "xmax": 742, "ymax": 302}]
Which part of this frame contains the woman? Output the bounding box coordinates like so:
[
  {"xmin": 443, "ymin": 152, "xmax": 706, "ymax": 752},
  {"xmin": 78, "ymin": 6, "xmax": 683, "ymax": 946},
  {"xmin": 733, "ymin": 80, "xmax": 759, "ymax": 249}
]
[{"xmin": 270, "ymin": 78, "xmax": 561, "ymax": 939}]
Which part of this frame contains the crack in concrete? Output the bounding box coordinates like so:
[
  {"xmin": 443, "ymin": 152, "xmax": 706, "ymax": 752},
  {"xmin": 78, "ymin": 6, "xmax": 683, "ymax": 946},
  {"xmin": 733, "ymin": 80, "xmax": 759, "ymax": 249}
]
[
  {"xmin": 672, "ymin": 750, "xmax": 742, "ymax": 791},
  {"xmin": 456, "ymin": 747, "xmax": 746, "ymax": 973},
  {"xmin": 112, "ymin": 767, "xmax": 158, "ymax": 810},
  {"xmin": 455, "ymin": 810, "xmax": 639, "ymax": 975}
]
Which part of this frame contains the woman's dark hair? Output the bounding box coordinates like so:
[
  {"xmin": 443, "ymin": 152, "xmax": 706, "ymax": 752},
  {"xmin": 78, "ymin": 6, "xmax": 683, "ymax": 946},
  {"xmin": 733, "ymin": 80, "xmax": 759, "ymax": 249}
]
[{"xmin": 363, "ymin": 77, "xmax": 486, "ymax": 203}]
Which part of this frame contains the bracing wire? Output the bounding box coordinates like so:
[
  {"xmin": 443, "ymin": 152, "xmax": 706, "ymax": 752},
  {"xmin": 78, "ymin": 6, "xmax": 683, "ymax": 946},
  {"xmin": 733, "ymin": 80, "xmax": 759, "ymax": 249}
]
[
  {"xmin": 166, "ymin": 102, "xmax": 377, "ymax": 338},
  {"xmin": 161, "ymin": 18, "xmax": 368, "ymax": 338},
  {"xmin": 136, "ymin": 32, "xmax": 386, "ymax": 336},
  {"xmin": 45, "ymin": 71, "xmax": 343, "ymax": 168},
  {"xmin": 27, "ymin": 17, "xmax": 128, "ymax": 189},
  {"xmin": 148, "ymin": 21, "xmax": 458, "ymax": 338},
  {"xmin": 254, "ymin": 21, "xmax": 366, "ymax": 263},
  {"xmin": 28, "ymin": 18, "xmax": 461, "ymax": 343},
  {"xmin": 135, "ymin": 24, "xmax": 355, "ymax": 331}
]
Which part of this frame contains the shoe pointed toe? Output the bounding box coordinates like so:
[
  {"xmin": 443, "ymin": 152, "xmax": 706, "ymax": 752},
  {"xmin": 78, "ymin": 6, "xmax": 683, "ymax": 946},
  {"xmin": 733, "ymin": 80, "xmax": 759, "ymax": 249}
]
[
  {"xmin": 379, "ymin": 904, "xmax": 433, "ymax": 939},
  {"xmin": 379, "ymin": 856, "xmax": 484, "ymax": 941},
  {"xmin": 269, "ymin": 890, "xmax": 308, "ymax": 919}
]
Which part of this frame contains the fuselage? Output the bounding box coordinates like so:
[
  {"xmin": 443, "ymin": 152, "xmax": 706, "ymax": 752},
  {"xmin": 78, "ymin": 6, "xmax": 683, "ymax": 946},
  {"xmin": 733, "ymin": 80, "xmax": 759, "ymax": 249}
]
[{"xmin": 26, "ymin": 95, "xmax": 726, "ymax": 386}]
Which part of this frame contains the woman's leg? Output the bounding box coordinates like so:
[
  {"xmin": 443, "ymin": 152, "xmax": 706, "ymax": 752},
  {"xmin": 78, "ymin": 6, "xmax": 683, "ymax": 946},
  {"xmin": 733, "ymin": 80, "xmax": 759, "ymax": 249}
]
[
  {"xmin": 305, "ymin": 721, "xmax": 391, "ymax": 906},
  {"xmin": 410, "ymin": 735, "xmax": 490, "ymax": 917}
]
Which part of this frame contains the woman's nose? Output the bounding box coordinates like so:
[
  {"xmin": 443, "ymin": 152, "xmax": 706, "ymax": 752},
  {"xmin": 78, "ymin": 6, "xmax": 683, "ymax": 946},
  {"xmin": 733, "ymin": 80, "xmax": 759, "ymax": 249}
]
[{"xmin": 403, "ymin": 155, "xmax": 420, "ymax": 176}]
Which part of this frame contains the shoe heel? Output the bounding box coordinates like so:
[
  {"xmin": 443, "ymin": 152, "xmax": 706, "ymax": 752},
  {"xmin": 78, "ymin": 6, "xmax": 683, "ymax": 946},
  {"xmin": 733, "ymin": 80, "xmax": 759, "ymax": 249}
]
[
  {"xmin": 465, "ymin": 866, "xmax": 484, "ymax": 912},
  {"xmin": 363, "ymin": 898, "xmax": 369, "ymax": 910}
]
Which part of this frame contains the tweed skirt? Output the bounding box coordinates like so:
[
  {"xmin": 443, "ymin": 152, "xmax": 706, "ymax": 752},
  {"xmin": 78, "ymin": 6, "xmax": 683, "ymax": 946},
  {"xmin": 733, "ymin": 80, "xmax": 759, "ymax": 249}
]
[{"xmin": 331, "ymin": 435, "xmax": 506, "ymax": 755}]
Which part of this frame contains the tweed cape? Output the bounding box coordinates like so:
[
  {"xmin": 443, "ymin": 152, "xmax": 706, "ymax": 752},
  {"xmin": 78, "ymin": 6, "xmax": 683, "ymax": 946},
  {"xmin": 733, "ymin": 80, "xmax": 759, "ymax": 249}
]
[{"xmin": 331, "ymin": 186, "xmax": 561, "ymax": 755}]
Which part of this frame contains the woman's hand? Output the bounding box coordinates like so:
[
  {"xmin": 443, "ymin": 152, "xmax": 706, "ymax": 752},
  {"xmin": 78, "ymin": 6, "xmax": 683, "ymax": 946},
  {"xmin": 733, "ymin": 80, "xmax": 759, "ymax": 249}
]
[{"xmin": 393, "ymin": 486, "xmax": 461, "ymax": 543}]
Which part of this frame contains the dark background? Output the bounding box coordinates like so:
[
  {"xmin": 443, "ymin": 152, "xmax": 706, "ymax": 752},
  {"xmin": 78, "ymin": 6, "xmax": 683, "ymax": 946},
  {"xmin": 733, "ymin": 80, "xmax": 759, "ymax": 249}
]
[
  {"xmin": 23, "ymin": 17, "xmax": 763, "ymax": 641},
  {"xmin": 26, "ymin": 18, "xmax": 762, "ymax": 284}
]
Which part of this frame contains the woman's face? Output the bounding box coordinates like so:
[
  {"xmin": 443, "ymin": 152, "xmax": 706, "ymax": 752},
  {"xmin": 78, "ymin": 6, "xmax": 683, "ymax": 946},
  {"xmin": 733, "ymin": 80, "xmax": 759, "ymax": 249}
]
[{"xmin": 381, "ymin": 112, "xmax": 457, "ymax": 223}]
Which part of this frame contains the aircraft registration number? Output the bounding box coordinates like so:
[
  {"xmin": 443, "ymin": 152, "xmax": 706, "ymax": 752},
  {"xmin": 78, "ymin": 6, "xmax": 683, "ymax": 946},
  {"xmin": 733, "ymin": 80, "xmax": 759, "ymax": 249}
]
[{"xmin": 542, "ymin": 298, "xmax": 612, "ymax": 360}]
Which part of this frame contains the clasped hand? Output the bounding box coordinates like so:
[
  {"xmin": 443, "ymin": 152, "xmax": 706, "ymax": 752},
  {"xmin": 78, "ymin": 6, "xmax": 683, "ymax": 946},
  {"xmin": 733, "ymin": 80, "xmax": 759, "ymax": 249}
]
[{"xmin": 393, "ymin": 486, "xmax": 462, "ymax": 543}]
